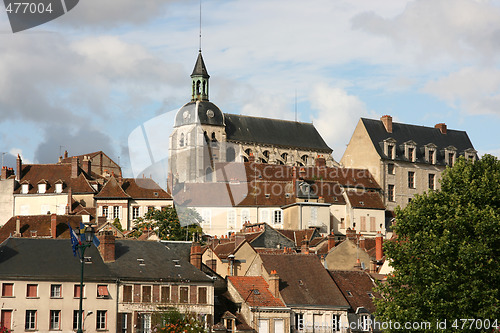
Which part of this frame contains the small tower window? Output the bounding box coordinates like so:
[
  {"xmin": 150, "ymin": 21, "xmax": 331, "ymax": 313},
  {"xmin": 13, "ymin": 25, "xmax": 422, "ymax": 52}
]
[
  {"xmin": 211, "ymin": 132, "xmax": 217, "ymax": 142},
  {"xmin": 196, "ymin": 80, "xmax": 201, "ymax": 95},
  {"xmin": 180, "ymin": 133, "xmax": 185, "ymax": 147}
]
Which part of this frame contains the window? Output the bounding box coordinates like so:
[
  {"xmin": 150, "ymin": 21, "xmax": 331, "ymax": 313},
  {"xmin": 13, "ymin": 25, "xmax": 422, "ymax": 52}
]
[
  {"xmin": 198, "ymin": 287, "xmax": 207, "ymax": 304},
  {"xmin": 50, "ymin": 310, "xmax": 61, "ymax": 330},
  {"xmin": 370, "ymin": 217, "xmax": 376, "ymax": 232},
  {"xmin": 387, "ymin": 163, "xmax": 395, "ymax": 175},
  {"xmin": 25, "ymin": 310, "xmax": 36, "ymax": 330},
  {"xmin": 2, "ymin": 283, "xmax": 13, "ymax": 297},
  {"xmin": 1, "ymin": 310, "xmax": 13, "ymax": 330},
  {"xmin": 142, "ymin": 286, "xmax": 152, "ymax": 303},
  {"xmin": 261, "ymin": 209, "xmax": 269, "ymax": 223},
  {"xmin": 309, "ymin": 207, "xmax": 317, "ymax": 226},
  {"xmin": 360, "ymin": 216, "xmax": 366, "ymax": 231},
  {"xmin": 21, "ymin": 183, "xmax": 29, "ymax": 194},
  {"xmin": 120, "ymin": 313, "xmax": 128, "ymax": 333},
  {"xmin": 97, "ymin": 285, "xmax": 109, "ymax": 298},
  {"xmin": 408, "ymin": 171, "xmax": 415, "ymax": 189},
  {"xmin": 96, "ymin": 310, "xmax": 107, "ymax": 330},
  {"xmin": 340, "ymin": 217, "xmax": 345, "ymax": 229},
  {"xmin": 113, "ymin": 206, "xmax": 120, "ymax": 219},
  {"xmin": 295, "ymin": 313, "xmax": 304, "ymax": 331},
  {"xmin": 274, "ymin": 319, "xmax": 284, "ymax": 333},
  {"xmin": 161, "ymin": 286, "xmax": 170, "ymax": 303},
  {"xmin": 26, "ymin": 284, "xmax": 37, "ymax": 298},
  {"xmin": 141, "ymin": 313, "xmax": 151, "ymax": 333},
  {"xmin": 428, "ymin": 173, "xmax": 435, "ymax": 190},
  {"xmin": 74, "ymin": 284, "xmax": 84, "ymax": 298},
  {"xmin": 180, "ymin": 133, "xmax": 185, "ymax": 147},
  {"xmin": 332, "ymin": 314, "xmax": 341, "ymax": 332},
  {"xmin": 257, "ymin": 320, "xmax": 268, "ymax": 333},
  {"xmin": 38, "ymin": 183, "xmax": 46, "ymax": 194},
  {"xmin": 388, "ymin": 185, "xmax": 395, "ymax": 202},
  {"xmin": 132, "ymin": 206, "xmax": 140, "ymax": 219},
  {"xmin": 360, "ymin": 315, "xmax": 370, "ymax": 331},
  {"xmin": 408, "ymin": 147, "xmax": 415, "ymax": 162},
  {"xmin": 273, "ymin": 210, "xmax": 282, "ymax": 225},
  {"xmin": 387, "ymin": 144, "xmax": 394, "ymax": 159},
  {"xmin": 50, "ymin": 284, "xmax": 61, "ymax": 298},
  {"xmin": 180, "ymin": 287, "xmax": 189, "ymax": 303},
  {"xmin": 429, "ymin": 150, "xmax": 435, "ymax": 164},
  {"xmin": 55, "ymin": 183, "xmax": 63, "ymax": 193},
  {"xmin": 123, "ymin": 285, "xmax": 132, "ymax": 302},
  {"xmin": 227, "ymin": 210, "xmax": 236, "ymax": 230},
  {"xmin": 447, "ymin": 152, "xmax": 455, "ymax": 166},
  {"xmin": 102, "ymin": 206, "xmax": 108, "ymax": 218},
  {"xmin": 73, "ymin": 310, "xmax": 82, "ymax": 330}
]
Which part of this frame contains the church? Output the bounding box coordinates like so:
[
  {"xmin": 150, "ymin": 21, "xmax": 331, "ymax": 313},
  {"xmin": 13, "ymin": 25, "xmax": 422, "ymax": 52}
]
[{"xmin": 169, "ymin": 51, "xmax": 336, "ymax": 184}]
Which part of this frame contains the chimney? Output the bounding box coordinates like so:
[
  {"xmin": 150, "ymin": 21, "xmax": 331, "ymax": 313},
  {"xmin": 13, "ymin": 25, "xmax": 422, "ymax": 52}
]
[
  {"xmin": 370, "ymin": 260, "xmax": 377, "ymax": 273},
  {"xmin": 235, "ymin": 233, "xmax": 245, "ymax": 249},
  {"xmin": 301, "ymin": 236, "xmax": 309, "ymax": 254},
  {"xmin": 354, "ymin": 258, "xmax": 362, "ymax": 270},
  {"xmin": 64, "ymin": 150, "xmax": 68, "ymax": 159},
  {"xmin": 381, "ymin": 115, "xmax": 392, "ymax": 133},
  {"xmin": 315, "ymin": 155, "xmax": 326, "ymax": 167},
  {"xmin": 16, "ymin": 154, "xmax": 22, "ymax": 181},
  {"xmin": 98, "ymin": 231, "xmax": 116, "ymax": 262},
  {"xmin": 51, "ymin": 214, "xmax": 57, "ymax": 239},
  {"xmin": 82, "ymin": 156, "xmax": 91, "ymax": 175},
  {"xmin": 346, "ymin": 228, "xmax": 356, "ymax": 241},
  {"xmin": 71, "ymin": 157, "xmax": 79, "ymax": 178},
  {"xmin": 15, "ymin": 216, "xmax": 20, "ymax": 236},
  {"xmin": 190, "ymin": 242, "xmax": 202, "ymax": 270},
  {"xmin": 1, "ymin": 167, "xmax": 7, "ymax": 180},
  {"xmin": 67, "ymin": 187, "xmax": 73, "ymax": 214},
  {"xmin": 269, "ymin": 270, "xmax": 280, "ymax": 298},
  {"xmin": 435, "ymin": 123, "xmax": 447, "ymax": 134},
  {"xmin": 376, "ymin": 232, "xmax": 384, "ymax": 261},
  {"xmin": 327, "ymin": 232, "xmax": 335, "ymax": 251},
  {"xmin": 359, "ymin": 235, "xmax": 366, "ymax": 250}
]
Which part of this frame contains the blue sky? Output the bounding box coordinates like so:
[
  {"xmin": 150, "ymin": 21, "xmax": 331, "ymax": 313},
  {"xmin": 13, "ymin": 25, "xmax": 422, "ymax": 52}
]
[{"xmin": 0, "ymin": 0, "xmax": 499, "ymax": 177}]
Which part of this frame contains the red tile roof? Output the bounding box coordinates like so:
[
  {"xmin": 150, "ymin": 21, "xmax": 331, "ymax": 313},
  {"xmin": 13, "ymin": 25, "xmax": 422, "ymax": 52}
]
[
  {"xmin": 228, "ymin": 276, "xmax": 285, "ymax": 307},
  {"xmin": 346, "ymin": 191, "xmax": 385, "ymax": 210},
  {"xmin": 121, "ymin": 178, "xmax": 171, "ymax": 199},
  {"xmin": 95, "ymin": 176, "xmax": 130, "ymax": 198},
  {"xmin": 259, "ymin": 254, "xmax": 349, "ymax": 307},
  {"xmin": 329, "ymin": 270, "xmax": 380, "ymax": 313}
]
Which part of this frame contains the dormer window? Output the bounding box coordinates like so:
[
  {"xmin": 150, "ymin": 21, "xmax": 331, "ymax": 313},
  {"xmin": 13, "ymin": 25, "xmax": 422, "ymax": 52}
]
[
  {"xmin": 404, "ymin": 141, "xmax": 417, "ymax": 162},
  {"xmin": 21, "ymin": 183, "xmax": 29, "ymax": 194},
  {"xmin": 55, "ymin": 183, "xmax": 63, "ymax": 193},
  {"xmin": 464, "ymin": 148, "xmax": 477, "ymax": 162},
  {"xmin": 38, "ymin": 183, "xmax": 46, "ymax": 193},
  {"xmin": 384, "ymin": 138, "xmax": 397, "ymax": 160},
  {"xmin": 445, "ymin": 146, "xmax": 457, "ymax": 167},
  {"xmin": 424, "ymin": 144, "xmax": 437, "ymax": 164}
]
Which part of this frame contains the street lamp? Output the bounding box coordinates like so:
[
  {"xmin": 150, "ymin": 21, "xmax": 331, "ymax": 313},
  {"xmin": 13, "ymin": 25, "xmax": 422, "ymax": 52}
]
[{"xmin": 75, "ymin": 224, "xmax": 96, "ymax": 333}]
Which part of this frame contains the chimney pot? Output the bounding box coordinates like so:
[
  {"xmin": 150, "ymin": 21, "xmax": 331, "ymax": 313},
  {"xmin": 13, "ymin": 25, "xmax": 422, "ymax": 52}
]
[
  {"xmin": 269, "ymin": 270, "xmax": 280, "ymax": 298},
  {"xmin": 190, "ymin": 242, "xmax": 202, "ymax": 270},
  {"xmin": 64, "ymin": 150, "xmax": 68, "ymax": 159},
  {"xmin": 381, "ymin": 115, "xmax": 393, "ymax": 133},
  {"xmin": 16, "ymin": 154, "xmax": 22, "ymax": 181}
]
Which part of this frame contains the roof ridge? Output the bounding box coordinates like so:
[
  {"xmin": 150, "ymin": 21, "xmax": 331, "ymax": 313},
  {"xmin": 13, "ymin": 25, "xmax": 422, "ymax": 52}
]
[{"xmin": 225, "ymin": 113, "xmax": 312, "ymax": 125}]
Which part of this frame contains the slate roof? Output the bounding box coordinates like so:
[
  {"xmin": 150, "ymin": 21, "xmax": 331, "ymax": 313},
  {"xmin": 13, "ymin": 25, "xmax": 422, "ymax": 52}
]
[
  {"xmin": 228, "ymin": 276, "xmax": 285, "ymax": 307},
  {"xmin": 329, "ymin": 270, "xmax": 380, "ymax": 313},
  {"xmin": 191, "ymin": 51, "xmax": 209, "ymax": 77},
  {"xmin": 0, "ymin": 215, "xmax": 87, "ymax": 243},
  {"xmin": 276, "ymin": 228, "xmax": 321, "ymax": 247},
  {"xmin": 0, "ymin": 238, "xmax": 213, "ymax": 284},
  {"xmin": 361, "ymin": 118, "xmax": 475, "ymax": 165},
  {"xmin": 345, "ymin": 191, "xmax": 385, "ymax": 210},
  {"xmin": 14, "ymin": 164, "xmax": 95, "ymax": 194},
  {"xmin": 259, "ymin": 254, "xmax": 349, "ymax": 308},
  {"xmin": 224, "ymin": 114, "xmax": 332, "ymax": 152}
]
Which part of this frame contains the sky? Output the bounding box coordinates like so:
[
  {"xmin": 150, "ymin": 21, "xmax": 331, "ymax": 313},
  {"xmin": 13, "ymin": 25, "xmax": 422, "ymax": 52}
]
[{"xmin": 0, "ymin": 0, "xmax": 499, "ymax": 178}]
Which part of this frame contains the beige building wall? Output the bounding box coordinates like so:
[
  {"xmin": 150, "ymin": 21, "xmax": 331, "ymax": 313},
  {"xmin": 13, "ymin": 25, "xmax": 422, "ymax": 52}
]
[
  {"xmin": 72, "ymin": 193, "xmax": 96, "ymax": 209},
  {"xmin": 0, "ymin": 280, "xmax": 116, "ymax": 332},
  {"xmin": 14, "ymin": 194, "xmax": 69, "ymax": 216},
  {"xmin": 330, "ymin": 204, "xmax": 347, "ymax": 234},
  {"xmin": 282, "ymin": 204, "xmax": 331, "ymax": 233},
  {"xmin": 0, "ymin": 179, "xmax": 15, "ymax": 225}
]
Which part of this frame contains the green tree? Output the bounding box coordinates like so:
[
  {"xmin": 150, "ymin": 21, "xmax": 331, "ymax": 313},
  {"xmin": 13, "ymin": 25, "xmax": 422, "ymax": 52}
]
[
  {"xmin": 132, "ymin": 206, "xmax": 204, "ymax": 241},
  {"xmin": 375, "ymin": 155, "xmax": 500, "ymax": 332},
  {"xmin": 152, "ymin": 308, "xmax": 208, "ymax": 333}
]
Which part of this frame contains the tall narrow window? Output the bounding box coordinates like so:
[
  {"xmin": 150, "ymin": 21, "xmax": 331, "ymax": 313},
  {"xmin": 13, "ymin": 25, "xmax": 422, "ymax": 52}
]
[
  {"xmin": 388, "ymin": 185, "xmax": 395, "ymax": 202},
  {"xmin": 198, "ymin": 287, "xmax": 207, "ymax": 304},
  {"xmin": 332, "ymin": 314, "xmax": 341, "ymax": 332},
  {"xmin": 429, "ymin": 150, "xmax": 435, "ymax": 164},
  {"xmin": 73, "ymin": 310, "xmax": 82, "ymax": 330},
  {"xmin": 50, "ymin": 310, "xmax": 61, "ymax": 330},
  {"xmin": 408, "ymin": 147, "xmax": 415, "ymax": 162},
  {"xmin": 96, "ymin": 310, "xmax": 107, "ymax": 330},
  {"xmin": 360, "ymin": 216, "xmax": 366, "ymax": 231},
  {"xmin": 161, "ymin": 286, "xmax": 170, "ymax": 303},
  {"xmin": 387, "ymin": 163, "xmax": 395, "ymax": 175},
  {"xmin": 179, "ymin": 287, "xmax": 189, "ymax": 303},
  {"xmin": 274, "ymin": 210, "xmax": 282, "ymax": 225},
  {"xmin": 123, "ymin": 285, "xmax": 132, "ymax": 302},
  {"xmin": 448, "ymin": 152, "xmax": 455, "ymax": 166},
  {"xmin": 102, "ymin": 206, "xmax": 108, "ymax": 218},
  {"xmin": 408, "ymin": 171, "xmax": 415, "ymax": 189},
  {"xmin": 227, "ymin": 210, "xmax": 236, "ymax": 230},
  {"xmin": 132, "ymin": 207, "xmax": 140, "ymax": 220},
  {"xmin": 387, "ymin": 145, "xmax": 394, "ymax": 159},
  {"xmin": 113, "ymin": 206, "xmax": 120, "ymax": 219},
  {"xmin": 25, "ymin": 310, "xmax": 37, "ymax": 330},
  {"xmin": 50, "ymin": 284, "xmax": 61, "ymax": 298},
  {"xmin": 142, "ymin": 286, "xmax": 152, "ymax": 303},
  {"xmin": 428, "ymin": 174, "xmax": 435, "ymax": 190}
]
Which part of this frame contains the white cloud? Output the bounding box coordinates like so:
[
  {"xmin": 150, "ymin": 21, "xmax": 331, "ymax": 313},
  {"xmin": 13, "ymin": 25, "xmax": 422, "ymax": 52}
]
[
  {"xmin": 422, "ymin": 67, "xmax": 500, "ymax": 115},
  {"xmin": 309, "ymin": 83, "xmax": 372, "ymax": 161}
]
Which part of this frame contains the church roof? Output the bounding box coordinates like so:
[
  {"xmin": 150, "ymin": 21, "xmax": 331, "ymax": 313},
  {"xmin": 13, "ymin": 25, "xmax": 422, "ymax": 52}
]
[
  {"xmin": 174, "ymin": 101, "xmax": 224, "ymax": 127},
  {"xmin": 191, "ymin": 51, "xmax": 209, "ymax": 78},
  {"xmin": 224, "ymin": 114, "xmax": 332, "ymax": 152}
]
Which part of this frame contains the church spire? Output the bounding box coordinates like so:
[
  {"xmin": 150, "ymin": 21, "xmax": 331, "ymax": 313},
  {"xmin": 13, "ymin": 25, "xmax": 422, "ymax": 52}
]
[{"xmin": 191, "ymin": 51, "xmax": 210, "ymax": 101}]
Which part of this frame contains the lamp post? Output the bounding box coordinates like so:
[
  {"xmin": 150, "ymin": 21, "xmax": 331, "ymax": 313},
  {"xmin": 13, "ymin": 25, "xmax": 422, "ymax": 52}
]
[{"xmin": 76, "ymin": 224, "xmax": 96, "ymax": 333}]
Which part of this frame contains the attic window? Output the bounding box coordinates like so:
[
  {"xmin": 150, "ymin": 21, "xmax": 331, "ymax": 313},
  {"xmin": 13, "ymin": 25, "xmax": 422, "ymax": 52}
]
[
  {"xmin": 30, "ymin": 230, "xmax": 37, "ymax": 237},
  {"xmin": 84, "ymin": 257, "xmax": 92, "ymax": 264},
  {"xmin": 333, "ymin": 197, "xmax": 338, "ymax": 202},
  {"xmin": 173, "ymin": 260, "xmax": 180, "ymax": 267},
  {"xmin": 38, "ymin": 183, "xmax": 46, "ymax": 194},
  {"xmin": 346, "ymin": 291, "xmax": 353, "ymax": 297},
  {"xmin": 154, "ymin": 192, "xmax": 158, "ymax": 197},
  {"xmin": 285, "ymin": 193, "xmax": 291, "ymax": 198},
  {"xmin": 252, "ymin": 289, "xmax": 260, "ymax": 295},
  {"xmin": 265, "ymin": 194, "xmax": 270, "ymax": 199},
  {"xmin": 137, "ymin": 258, "xmax": 145, "ymax": 266},
  {"xmin": 359, "ymin": 201, "xmax": 364, "ymax": 206},
  {"xmin": 55, "ymin": 183, "xmax": 63, "ymax": 193},
  {"xmin": 21, "ymin": 183, "xmax": 29, "ymax": 194}
]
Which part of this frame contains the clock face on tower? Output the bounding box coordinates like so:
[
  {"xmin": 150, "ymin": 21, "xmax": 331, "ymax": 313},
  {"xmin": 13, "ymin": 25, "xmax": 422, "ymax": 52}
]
[{"xmin": 206, "ymin": 109, "xmax": 214, "ymax": 118}]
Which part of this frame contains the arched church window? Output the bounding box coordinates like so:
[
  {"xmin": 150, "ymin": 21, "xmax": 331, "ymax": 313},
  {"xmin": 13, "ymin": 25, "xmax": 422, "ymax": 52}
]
[
  {"xmin": 281, "ymin": 153, "xmax": 288, "ymax": 163},
  {"xmin": 203, "ymin": 81, "xmax": 207, "ymax": 95},
  {"xmin": 196, "ymin": 80, "xmax": 201, "ymax": 95},
  {"xmin": 180, "ymin": 133, "xmax": 185, "ymax": 147},
  {"xmin": 226, "ymin": 147, "xmax": 236, "ymax": 162},
  {"xmin": 301, "ymin": 154, "xmax": 308, "ymax": 164},
  {"xmin": 263, "ymin": 150, "xmax": 270, "ymax": 160},
  {"xmin": 211, "ymin": 132, "xmax": 217, "ymax": 142}
]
